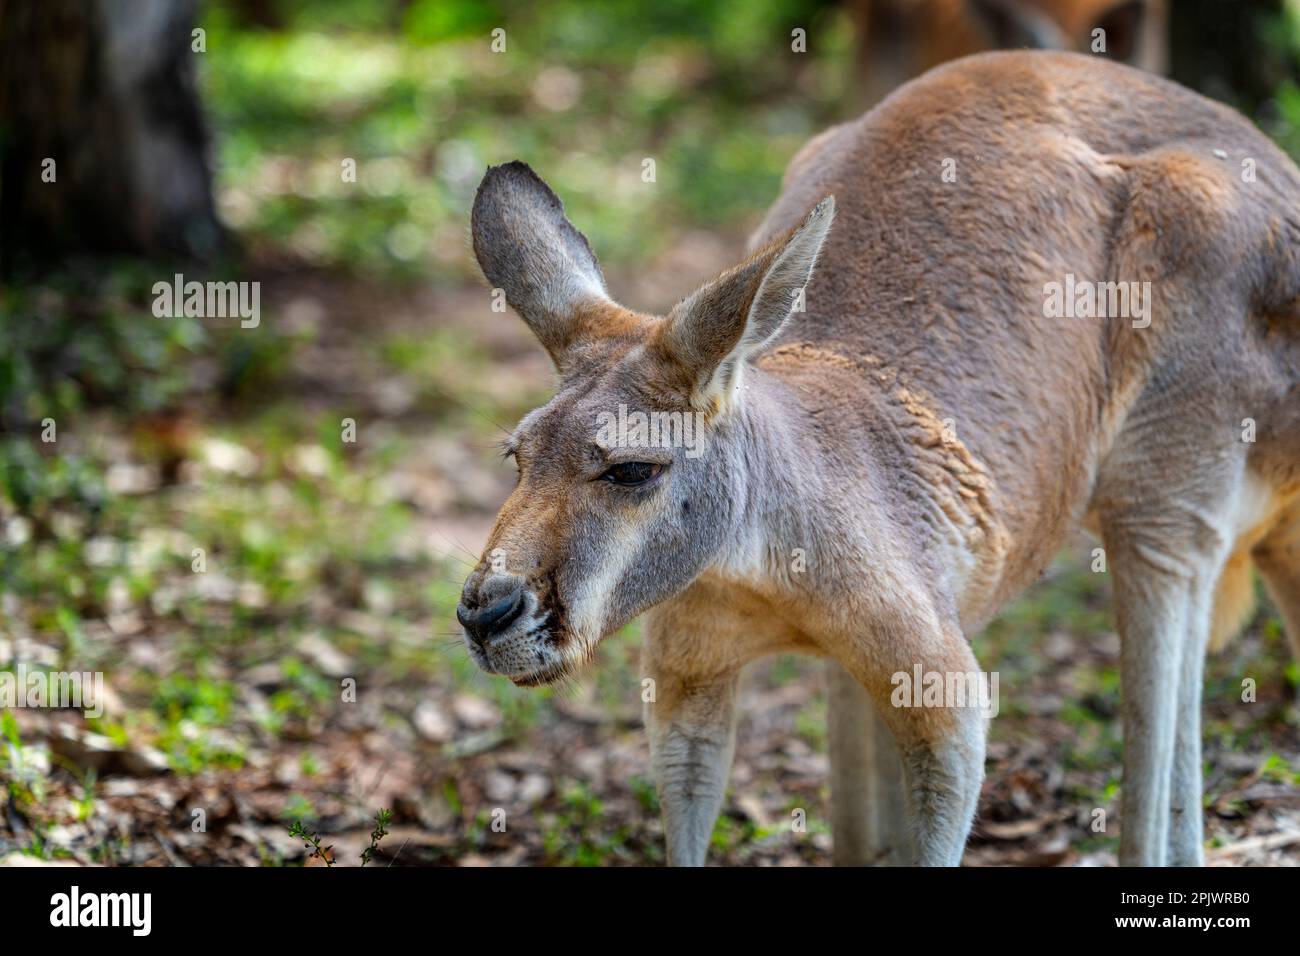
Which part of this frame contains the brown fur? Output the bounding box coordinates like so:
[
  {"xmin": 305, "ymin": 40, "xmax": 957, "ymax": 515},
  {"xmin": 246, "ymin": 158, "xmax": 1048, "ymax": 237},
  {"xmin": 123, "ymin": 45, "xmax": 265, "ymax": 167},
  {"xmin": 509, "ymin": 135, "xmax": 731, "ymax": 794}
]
[{"xmin": 756, "ymin": 50, "xmax": 1300, "ymax": 622}]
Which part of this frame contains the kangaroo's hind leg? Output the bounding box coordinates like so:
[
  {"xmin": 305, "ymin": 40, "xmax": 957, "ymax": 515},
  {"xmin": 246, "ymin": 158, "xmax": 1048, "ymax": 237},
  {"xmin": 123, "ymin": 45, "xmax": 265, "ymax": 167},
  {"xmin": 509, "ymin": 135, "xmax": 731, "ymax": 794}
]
[
  {"xmin": 826, "ymin": 660, "xmax": 909, "ymax": 865},
  {"xmin": 1096, "ymin": 399, "xmax": 1246, "ymax": 865}
]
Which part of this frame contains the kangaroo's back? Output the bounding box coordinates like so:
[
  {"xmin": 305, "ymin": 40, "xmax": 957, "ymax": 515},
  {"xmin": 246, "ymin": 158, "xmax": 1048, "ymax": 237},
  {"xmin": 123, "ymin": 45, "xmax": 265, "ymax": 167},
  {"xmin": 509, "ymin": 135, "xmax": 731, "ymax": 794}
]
[{"xmin": 757, "ymin": 49, "xmax": 1300, "ymax": 608}]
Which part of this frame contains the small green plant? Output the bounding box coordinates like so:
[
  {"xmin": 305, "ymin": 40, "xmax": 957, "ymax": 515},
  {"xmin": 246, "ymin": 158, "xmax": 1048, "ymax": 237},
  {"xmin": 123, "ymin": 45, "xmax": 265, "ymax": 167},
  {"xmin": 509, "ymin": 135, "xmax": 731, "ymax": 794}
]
[
  {"xmin": 1, "ymin": 711, "xmax": 48, "ymax": 810},
  {"xmin": 629, "ymin": 775, "xmax": 659, "ymax": 813},
  {"xmin": 286, "ymin": 808, "xmax": 392, "ymax": 867},
  {"xmin": 1259, "ymin": 753, "xmax": 1300, "ymax": 785},
  {"xmin": 287, "ymin": 820, "xmax": 334, "ymax": 867},
  {"xmin": 359, "ymin": 808, "xmax": 393, "ymax": 866}
]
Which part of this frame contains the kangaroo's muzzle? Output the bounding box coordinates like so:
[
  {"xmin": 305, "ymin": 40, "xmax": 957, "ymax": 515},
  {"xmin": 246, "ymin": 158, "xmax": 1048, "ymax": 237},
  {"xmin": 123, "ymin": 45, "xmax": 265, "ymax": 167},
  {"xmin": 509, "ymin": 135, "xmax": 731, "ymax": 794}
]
[{"xmin": 456, "ymin": 583, "xmax": 527, "ymax": 647}]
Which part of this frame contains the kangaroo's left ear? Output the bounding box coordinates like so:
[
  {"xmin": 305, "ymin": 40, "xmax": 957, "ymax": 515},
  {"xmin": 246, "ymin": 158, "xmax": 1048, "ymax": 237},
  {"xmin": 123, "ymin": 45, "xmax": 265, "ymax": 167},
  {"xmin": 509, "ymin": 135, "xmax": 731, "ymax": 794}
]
[{"xmin": 653, "ymin": 196, "xmax": 835, "ymax": 410}]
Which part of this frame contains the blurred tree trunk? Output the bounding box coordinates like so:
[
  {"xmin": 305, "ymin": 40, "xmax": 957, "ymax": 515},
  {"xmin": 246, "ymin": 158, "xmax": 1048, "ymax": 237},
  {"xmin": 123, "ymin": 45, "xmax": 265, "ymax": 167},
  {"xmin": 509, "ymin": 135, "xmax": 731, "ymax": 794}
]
[{"xmin": 0, "ymin": 0, "xmax": 221, "ymax": 277}]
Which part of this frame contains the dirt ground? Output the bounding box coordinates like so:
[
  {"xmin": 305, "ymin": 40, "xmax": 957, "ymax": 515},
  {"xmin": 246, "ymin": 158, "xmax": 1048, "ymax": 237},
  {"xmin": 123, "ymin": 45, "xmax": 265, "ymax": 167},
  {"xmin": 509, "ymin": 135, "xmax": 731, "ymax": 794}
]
[{"xmin": 4, "ymin": 247, "xmax": 1299, "ymax": 868}]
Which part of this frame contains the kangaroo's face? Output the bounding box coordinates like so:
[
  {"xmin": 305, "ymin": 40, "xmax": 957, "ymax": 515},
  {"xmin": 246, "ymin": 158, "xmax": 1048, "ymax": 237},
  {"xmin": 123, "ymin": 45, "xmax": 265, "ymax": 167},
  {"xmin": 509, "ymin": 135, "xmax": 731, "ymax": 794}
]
[
  {"xmin": 457, "ymin": 162, "xmax": 833, "ymax": 686},
  {"xmin": 457, "ymin": 340, "xmax": 734, "ymax": 685}
]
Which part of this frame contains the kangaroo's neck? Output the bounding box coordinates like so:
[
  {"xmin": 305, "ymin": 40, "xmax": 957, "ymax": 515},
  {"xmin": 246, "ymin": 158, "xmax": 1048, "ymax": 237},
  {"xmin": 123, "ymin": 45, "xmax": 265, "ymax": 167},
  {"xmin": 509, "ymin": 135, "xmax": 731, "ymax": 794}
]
[
  {"xmin": 716, "ymin": 353, "xmax": 1015, "ymax": 628},
  {"xmin": 709, "ymin": 367, "xmax": 867, "ymax": 583}
]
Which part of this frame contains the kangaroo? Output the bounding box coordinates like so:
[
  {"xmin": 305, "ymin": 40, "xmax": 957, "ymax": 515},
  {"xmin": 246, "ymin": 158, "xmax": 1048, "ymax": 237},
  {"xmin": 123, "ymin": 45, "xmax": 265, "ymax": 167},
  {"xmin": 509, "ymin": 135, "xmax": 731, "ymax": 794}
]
[
  {"xmin": 841, "ymin": 0, "xmax": 1169, "ymax": 863},
  {"xmin": 850, "ymin": 0, "xmax": 1166, "ymax": 110},
  {"xmin": 457, "ymin": 50, "xmax": 1300, "ymax": 866}
]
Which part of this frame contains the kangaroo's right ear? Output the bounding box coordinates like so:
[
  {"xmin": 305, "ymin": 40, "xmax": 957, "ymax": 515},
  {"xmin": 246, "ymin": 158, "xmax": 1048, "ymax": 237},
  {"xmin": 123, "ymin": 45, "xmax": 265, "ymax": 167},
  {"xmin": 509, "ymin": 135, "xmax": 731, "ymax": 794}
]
[
  {"xmin": 471, "ymin": 162, "xmax": 611, "ymax": 366},
  {"xmin": 653, "ymin": 196, "xmax": 835, "ymax": 413}
]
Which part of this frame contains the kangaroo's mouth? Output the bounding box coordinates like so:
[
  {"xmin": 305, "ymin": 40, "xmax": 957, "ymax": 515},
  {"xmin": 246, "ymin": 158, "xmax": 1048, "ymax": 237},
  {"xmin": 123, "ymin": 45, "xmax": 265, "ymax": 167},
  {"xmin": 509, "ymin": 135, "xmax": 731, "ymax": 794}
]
[
  {"xmin": 508, "ymin": 658, "xmax": 572, "ymax": 687},
  {"xmin": 461, "ymin": 601, "xmax": 581, "ymax": 688}
]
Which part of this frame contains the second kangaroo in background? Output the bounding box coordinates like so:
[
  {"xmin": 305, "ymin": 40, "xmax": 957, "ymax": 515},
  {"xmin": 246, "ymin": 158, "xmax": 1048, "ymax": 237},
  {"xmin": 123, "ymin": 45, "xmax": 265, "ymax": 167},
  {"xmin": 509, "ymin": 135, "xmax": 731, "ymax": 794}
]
[
  {"xmin": 458, "ymin": 51, "xmax": 1300, "ymax": 866},
  {"xmin": 850, "ymin": 0, "xmax": 1167, "ymax": 109}
]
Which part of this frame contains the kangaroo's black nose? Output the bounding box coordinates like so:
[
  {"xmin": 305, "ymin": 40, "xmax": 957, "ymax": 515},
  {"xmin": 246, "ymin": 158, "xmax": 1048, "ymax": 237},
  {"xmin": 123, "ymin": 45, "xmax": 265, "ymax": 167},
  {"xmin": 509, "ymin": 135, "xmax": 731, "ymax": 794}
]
[{"xmin": 457, "ymin": 586, "xmax": 526, "ymax": 646}]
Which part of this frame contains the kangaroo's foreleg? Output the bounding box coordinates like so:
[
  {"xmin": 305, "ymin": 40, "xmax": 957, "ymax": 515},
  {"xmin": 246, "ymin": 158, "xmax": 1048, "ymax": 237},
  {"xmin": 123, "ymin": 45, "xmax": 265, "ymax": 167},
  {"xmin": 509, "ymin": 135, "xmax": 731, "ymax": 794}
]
[
  {"xmin": 645, "ymin": 671, "xmax": 738, "ymax": 867},
  {"xmin": 894, "ymin": 701, "xmax": 986, "ymax": 866},
  {"xmin": 641, "ymin": 598, "xmax": 807, "ymax": 865},
  {"xmin": 642, "ymin": 610, "xmax": 740, "ymax": 867}
]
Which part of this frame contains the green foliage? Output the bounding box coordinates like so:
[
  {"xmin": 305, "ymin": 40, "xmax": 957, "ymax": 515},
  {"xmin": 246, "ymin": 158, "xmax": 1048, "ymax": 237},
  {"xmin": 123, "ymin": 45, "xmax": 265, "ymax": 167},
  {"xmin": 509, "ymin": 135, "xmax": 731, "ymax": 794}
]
[
  {"xmin": 0, "ymin": 270, "xmax": 203, "ymax": 423},
  {"xmin": 151, "ymin": 674, "xmax": 246, "ymax": 773},
  {"xmin": 198, "ymin": 0, "xmax": 851, "ymax": 281},
  {"xmin": 540, "ymin": 782, "xmax": 633, "ymax": 866}
]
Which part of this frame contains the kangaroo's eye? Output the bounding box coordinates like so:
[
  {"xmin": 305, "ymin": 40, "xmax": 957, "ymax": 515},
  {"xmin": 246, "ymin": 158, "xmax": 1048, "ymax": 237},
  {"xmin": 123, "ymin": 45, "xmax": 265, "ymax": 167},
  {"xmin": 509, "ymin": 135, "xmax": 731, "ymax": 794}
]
[{"xmin": 599, "ymin": 462, "xmax": 663, "ymax": 486}]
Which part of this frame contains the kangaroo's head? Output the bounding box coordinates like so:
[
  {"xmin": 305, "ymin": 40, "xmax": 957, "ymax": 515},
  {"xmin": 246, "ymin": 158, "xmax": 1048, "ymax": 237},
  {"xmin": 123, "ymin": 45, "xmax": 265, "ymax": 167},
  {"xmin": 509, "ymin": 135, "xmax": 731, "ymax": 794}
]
[{"xmin": 456, "ymin": 162, "xmax": 833, "ymax": 686}]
